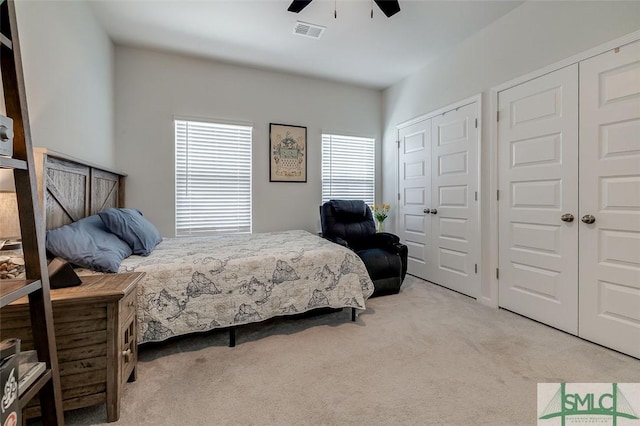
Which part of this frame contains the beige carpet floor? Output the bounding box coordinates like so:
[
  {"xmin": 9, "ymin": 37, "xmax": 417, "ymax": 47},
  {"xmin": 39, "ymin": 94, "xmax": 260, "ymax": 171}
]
[{"xmin": 48, "ymin": 276, "xmax": 639, "ymax": 425}]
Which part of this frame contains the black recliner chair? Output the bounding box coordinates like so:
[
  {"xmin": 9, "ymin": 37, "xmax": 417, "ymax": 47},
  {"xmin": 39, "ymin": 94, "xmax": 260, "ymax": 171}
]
[{"xmin": 320, "ymin": 200, "xmax": 408, "ymax": 297}]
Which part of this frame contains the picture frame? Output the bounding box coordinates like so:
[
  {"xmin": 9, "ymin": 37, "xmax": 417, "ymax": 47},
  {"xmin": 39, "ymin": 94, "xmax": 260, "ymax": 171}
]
[{"xmin": 269, "ymin": 123, "xmax": 307, "ymax": 182}]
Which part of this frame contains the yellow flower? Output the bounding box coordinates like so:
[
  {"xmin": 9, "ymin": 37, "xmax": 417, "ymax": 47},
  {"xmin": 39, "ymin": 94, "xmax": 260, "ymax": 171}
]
[{"xmin": 373, "ymin": 202, "xmax": 391, "ymax": 223}]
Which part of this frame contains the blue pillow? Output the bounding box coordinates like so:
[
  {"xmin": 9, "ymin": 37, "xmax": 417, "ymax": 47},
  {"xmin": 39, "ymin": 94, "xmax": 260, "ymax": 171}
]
[
  {"xmin": 46, "ymin": 215, "xmax": 132, "ymax": 273},
  {"xmin": 98, "ymin": 208, "xmax": 162, "ymax": 256}
]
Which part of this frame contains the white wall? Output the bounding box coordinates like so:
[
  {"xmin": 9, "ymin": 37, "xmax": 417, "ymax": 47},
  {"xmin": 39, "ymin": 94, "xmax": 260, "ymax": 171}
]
[
  {"xmin": 114, "ymin": 46, "xmax": 382, "ymax": 236},
  {"xmin": 382, "ymin": 1, "xmax": 640, "ymax": 301},
  {"xmin": 14, "ymin": 0, "xmax": 115, "ymax": 168}
]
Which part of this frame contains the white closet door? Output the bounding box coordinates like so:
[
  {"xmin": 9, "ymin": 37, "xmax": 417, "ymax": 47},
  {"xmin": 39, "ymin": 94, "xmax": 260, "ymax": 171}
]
[
  {"xmin": 398, "ymin": 120, "xmax": 432, "ymax": 279},
  {"xmin": 579, "ymin": 41, "xmax": 640, "ymax": 358},
  {"xmin": 498, "ymin": 65, "xmax": 579, "ymax": 334},
  {"xmin": 430, "ymin": 102, "xmax": 480, "ymax": 298}
]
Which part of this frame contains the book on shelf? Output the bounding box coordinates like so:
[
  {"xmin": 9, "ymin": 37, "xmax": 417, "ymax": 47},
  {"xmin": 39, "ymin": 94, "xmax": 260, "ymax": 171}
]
[
  {"xmin": 1, "ymin": 338, "xmax": 20, "ymax": 426},
  {"xmin": 0, "ymin": 338, "xmax": 19, "ymax": 360}
]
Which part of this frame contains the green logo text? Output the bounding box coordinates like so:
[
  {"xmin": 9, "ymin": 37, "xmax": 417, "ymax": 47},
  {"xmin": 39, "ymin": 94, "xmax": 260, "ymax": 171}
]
[{"xmin": 539, "ymin": 383, "xmax": 639, "ymax": 426}]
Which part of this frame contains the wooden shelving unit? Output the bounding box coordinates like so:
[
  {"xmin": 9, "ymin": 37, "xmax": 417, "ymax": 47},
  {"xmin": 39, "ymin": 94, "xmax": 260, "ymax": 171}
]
[
  {"xmin": 0, "ymin": 0, "xmax": 65, "ymax": 424},
  {"xmin": 0, "ymin": 156, "xmax": 26, "ymax": 169},
  {"xmin": 0, "ymin": 279, "xmax": 42, "ymax": 306}
]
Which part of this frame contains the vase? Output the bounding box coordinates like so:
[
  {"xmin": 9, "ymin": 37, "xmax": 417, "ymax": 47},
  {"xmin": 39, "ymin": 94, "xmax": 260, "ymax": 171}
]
[{"xmin": 376, "ymin": 220, "xmax": 384, "ymax": 233}]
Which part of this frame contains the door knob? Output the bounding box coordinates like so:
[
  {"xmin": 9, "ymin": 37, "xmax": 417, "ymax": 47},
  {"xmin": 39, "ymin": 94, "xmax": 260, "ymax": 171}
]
[
  {"xmin": 581, "ymin": 214, "xmax": 596, "ymax": 224},
  {"xmin": 561, "ymin": 213, "xmax": 574, "ymax": 222},
  {"xmin": 430, "ymin": 209, "xmax": 437, "ymax": 215},
  {"xmin": 423, "ymin": 208, "xmax": 430, "ymax": 214}
]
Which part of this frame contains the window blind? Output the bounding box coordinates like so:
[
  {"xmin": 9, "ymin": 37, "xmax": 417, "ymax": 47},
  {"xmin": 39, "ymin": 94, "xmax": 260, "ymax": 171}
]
[
  {"xmin": 175, "ymin": 119, "xmax": 252, "ymax": 236},
  {"xmin": 322, "ymin": 134, "xmax": 375, "ymax": 206}
]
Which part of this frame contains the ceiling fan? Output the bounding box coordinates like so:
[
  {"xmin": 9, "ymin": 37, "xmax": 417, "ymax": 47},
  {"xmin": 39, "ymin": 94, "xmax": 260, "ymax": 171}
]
[{"xmin": 287, "ymin": 0, "xmax": 401, "ymax": 18}]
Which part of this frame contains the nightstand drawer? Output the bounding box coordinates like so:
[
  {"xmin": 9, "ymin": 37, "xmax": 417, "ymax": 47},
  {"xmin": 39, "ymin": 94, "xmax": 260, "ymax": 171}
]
[{"xmin": 119, "ymin": 290, "xmax": 136, "ymax": 327}]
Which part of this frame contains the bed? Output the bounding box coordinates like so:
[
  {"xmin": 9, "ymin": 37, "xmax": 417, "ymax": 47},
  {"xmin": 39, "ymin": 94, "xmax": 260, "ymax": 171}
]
[
  {"xmin": 113, "ymin": 230, "xmax": 372, "ymax": 343},
  {"xmin": 34, "ymin": 149, "xmax": 375, "ymax": 345}
]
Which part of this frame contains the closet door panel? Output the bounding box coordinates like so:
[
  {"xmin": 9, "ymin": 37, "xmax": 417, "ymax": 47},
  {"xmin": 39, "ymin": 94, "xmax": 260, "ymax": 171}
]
[
  {"xmin": 398, "ymin": 119, "xmax": 432, "ymax": 279},
  {"xmin": 579, "ymin": 40, "xmax": 640, "ymax": 358},
  {"xmin": 430, "ymin": 102, "xmax": 480, "ymax": 298},
  {"xmin": 498, "ymin": 65, "xmax": 579, "ymax": 334}
]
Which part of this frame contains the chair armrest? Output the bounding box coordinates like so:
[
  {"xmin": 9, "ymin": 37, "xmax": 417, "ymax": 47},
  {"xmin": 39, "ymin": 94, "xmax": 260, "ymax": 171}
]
[
  {"xmin": 357, "ymin": 232, "xmax": 400, "ymax": 249},
  {"xmin": 355, "ymin": 234, "xmax": 408, "ymax": 281},
  {"xmin": 375, "ymin": 232, "xmax": 400, "ymax": 245}
]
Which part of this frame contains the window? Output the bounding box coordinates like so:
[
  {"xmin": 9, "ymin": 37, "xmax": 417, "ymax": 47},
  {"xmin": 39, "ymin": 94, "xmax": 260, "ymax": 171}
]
[
  {"xmin": 322, "ymin": 133, "xmax": 375, "ymax": 206},
  {"xmin": 175, "ymin": 119, "xmax": 252, "ymax": 236}
]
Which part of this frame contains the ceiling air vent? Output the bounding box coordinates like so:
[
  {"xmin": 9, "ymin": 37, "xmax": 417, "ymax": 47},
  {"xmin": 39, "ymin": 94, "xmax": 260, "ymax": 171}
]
[{"xmin": 293, "ymin": 21, "xmax": 325, "ymax": 39}]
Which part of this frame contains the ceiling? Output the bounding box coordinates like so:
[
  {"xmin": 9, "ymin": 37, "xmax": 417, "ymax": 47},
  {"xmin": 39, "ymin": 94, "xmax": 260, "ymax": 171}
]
[{"xmin": 89, "ymin": 0, "xmax": 524, "ymax": 89}]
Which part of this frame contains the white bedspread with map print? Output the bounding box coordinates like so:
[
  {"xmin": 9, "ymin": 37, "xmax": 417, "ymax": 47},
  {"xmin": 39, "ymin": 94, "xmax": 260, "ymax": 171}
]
[{"xmin": 116, "ymin": 230, "xmax": 374, "ymax": 343}]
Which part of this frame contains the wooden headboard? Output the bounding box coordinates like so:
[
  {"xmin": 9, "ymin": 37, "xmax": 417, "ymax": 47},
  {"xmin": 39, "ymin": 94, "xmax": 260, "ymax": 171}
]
[{"xmin": 33, "ymin": 148, "xmax": 126, "ymax": 230}]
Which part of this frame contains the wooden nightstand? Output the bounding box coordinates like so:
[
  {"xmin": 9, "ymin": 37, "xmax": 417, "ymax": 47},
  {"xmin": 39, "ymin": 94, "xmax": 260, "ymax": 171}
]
[{"xmin": 0, "ymin": 272, "xmax": 144, "ymax": 422}]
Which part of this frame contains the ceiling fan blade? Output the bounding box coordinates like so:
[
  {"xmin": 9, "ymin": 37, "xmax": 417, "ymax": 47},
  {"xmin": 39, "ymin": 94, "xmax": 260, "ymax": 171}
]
[
  {"xmin": 374, "ymin": 0, "xmax": 400, "ymax": 17},
  {"xmin": 288, "ymin": 0, "xmax": 313, "ymax": 13}
]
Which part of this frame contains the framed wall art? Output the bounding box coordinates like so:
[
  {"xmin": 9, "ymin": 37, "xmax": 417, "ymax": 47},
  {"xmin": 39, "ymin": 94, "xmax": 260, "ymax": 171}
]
[{"xmin": 269, "ymin": 123, "xmax": 307, "ymax": 182}]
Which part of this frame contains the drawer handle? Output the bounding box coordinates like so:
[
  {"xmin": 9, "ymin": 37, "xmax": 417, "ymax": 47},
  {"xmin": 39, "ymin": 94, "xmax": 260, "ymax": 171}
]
[{"xmin": 122, "ymin": 348, "xmax": 132, "ymax": 362}]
